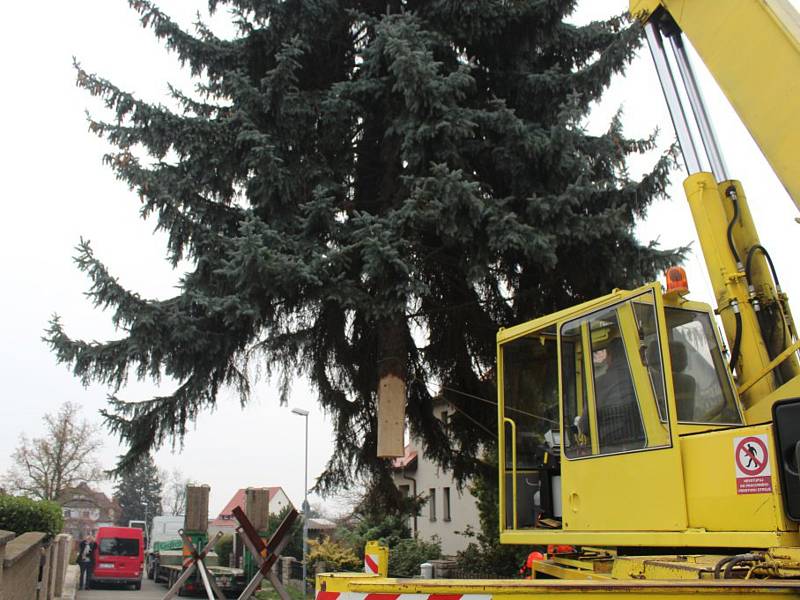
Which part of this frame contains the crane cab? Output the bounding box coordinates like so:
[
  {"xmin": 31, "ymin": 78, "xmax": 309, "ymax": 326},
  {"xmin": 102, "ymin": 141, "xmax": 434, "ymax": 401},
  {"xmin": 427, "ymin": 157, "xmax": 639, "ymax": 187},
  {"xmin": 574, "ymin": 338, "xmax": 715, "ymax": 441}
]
[{"xmin": 497, "ymin": 282, "xmax": 800, "ymax": 549}]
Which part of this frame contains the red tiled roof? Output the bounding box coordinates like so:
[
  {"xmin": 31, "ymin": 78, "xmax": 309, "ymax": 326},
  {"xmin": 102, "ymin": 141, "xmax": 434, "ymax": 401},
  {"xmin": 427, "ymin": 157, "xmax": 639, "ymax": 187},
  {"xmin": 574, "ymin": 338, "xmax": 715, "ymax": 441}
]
[
  {"xmin": 210, "ymin": 487, "xmax": 285, "ymax": 527},
  {"xmin": 391, "ymin": 446, "xmax": 417, "ymax": 470}
]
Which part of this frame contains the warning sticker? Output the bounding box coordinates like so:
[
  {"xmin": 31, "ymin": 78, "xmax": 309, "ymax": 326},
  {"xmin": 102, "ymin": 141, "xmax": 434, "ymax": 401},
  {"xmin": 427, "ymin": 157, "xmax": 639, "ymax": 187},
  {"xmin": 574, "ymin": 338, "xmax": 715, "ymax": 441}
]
[{"xmin": 733, "ymin": 434, "xmax": 772, "ymax": 495}]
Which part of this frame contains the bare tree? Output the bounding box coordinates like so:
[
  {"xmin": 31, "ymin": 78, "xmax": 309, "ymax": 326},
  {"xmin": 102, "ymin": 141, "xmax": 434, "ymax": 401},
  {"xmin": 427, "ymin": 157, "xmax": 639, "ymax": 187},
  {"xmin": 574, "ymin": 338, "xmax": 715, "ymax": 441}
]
[
  {"xmin": 4, "ymin": 402, "xmax": 104, "ymax": 500},
  {"xmin": 160, "ymin": 468, "xmax": 192, "ymax": 516}
]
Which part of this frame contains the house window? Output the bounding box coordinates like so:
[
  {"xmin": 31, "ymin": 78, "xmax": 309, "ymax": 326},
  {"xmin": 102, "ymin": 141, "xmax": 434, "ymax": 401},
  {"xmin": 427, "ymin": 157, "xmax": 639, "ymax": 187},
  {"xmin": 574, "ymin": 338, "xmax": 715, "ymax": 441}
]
[
  {"xmin": 443, "ymin": 487, "xmax": 451, "ymax": 522},
  {"xmin": 62, "ymin": 509, "xmax": 70, "ymax": 518},
  {"xmin": 399, "ymin": 484, "xmax": 410, "ymax": 497},
  {"xmin": 82, "ymin": 510, "xmax": 90, "ymax": 519},
  {"xmin": 429, "ymin": 488, "xmax": 436, "ymax": 521}
]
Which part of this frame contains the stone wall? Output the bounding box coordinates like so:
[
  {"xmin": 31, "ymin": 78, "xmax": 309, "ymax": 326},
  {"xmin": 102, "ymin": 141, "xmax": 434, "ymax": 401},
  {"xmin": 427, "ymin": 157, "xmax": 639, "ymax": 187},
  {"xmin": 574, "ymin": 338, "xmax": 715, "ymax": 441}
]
[
  {"xmin": 429, "ymin": 558, "xmax": 458, "ymax": 578},
  {"xmin": 280, "ymin": 556, "xmax": 306, "ymax": 592},
  {"xmin": 52, "ymin": 535, "xmax": 70, "ymax": 598},
  {"xmin": 1, "ymin": 532, "xmax": 46, "ymax": 600},
  {"xmin": 38, "ymin": 543, "xmax": 53, "ymax": 600},
  {"xmin": 0, "ymin": 531, "xmax": 13, "ymax": 593},
  {"xmin": 0, "ymin": 532, "xmax": 72, "ymax": 600}
]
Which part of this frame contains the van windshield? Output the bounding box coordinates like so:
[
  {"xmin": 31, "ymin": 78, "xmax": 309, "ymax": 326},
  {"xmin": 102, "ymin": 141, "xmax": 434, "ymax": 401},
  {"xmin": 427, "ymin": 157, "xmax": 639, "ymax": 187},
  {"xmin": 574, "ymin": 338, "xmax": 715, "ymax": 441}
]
[{"xmin": 99, "ymin": 538, "xmax": 139, "ymax": 557}]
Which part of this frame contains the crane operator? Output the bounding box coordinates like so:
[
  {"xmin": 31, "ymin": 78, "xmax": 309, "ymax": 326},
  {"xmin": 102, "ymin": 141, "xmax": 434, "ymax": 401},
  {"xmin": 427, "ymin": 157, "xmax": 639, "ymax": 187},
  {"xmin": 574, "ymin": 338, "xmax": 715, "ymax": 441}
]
[{"xmin": 594, "ymin": 337, "xmax": 645, "ymax": 452}]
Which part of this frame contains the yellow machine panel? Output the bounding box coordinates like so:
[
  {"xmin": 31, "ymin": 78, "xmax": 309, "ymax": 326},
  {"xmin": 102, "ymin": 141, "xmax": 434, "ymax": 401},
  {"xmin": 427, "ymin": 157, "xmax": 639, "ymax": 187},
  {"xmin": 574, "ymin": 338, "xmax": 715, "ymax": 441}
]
[
  {"xmin": 317, "ymin": 571, "xmax": 800, "ymax": 597},
  {"xmin": 681, "ymin": 423, "xmax": 797, "ymax": 537},
  {"xmin": 562, "ymin": 447, "xmax": 687, "ymax": 532}
]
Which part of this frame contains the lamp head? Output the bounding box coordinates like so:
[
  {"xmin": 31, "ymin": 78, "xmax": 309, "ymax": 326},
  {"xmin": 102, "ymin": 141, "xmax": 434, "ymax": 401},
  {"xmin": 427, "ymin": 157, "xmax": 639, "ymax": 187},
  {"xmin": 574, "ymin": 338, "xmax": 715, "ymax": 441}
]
[{"xmin": 291, "ymin": 408, "xmax": 310, "ymax": 416}]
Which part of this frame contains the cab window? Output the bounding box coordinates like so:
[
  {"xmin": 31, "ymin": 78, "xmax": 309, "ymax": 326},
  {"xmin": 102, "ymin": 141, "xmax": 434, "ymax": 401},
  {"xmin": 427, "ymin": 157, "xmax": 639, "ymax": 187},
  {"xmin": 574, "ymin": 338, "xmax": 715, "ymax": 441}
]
[
  {"xmin": 562, "ymin": 291, "xmax": 671, "ymax": 458},
  {"xmin": 664, "ymin": 307, "xmax": 742, "ymax": 424}
]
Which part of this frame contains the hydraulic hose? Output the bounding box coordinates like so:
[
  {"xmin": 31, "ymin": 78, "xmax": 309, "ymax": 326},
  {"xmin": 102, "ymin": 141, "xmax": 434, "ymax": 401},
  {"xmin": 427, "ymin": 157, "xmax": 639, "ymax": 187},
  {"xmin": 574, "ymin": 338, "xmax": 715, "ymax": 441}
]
[
  {"xmin": 745, "ymin": 244, "xmax": 789, "ymax": 360},
  {"xmin": 729, "ymin": 300, "xmax": 742, "ymax": 374},
  {"xmin": 745, "ymin": 244, "xmax": 782, "ymax": 292},
  {"xmin": 713, "ymin": 553, "xmax": 765, "ymax": 579},
  {"xmin": 713, "ymin": 556, "xmax": 737, "ymax": 579},
  {"xmin": 725, "ymin": 187, "xmax": 743, "ymax": 269}
]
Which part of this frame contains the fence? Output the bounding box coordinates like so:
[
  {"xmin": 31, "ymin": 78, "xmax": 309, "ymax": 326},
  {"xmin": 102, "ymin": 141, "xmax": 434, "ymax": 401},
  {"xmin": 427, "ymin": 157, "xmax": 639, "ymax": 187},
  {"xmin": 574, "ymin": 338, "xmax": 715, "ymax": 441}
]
[
  {"xmin": 0, "ymin": 530, "xmax": 72, "ymax": 600},
  {"xmin": 274, "ymin": 556, "xmax": 307, "ymax": 592}
]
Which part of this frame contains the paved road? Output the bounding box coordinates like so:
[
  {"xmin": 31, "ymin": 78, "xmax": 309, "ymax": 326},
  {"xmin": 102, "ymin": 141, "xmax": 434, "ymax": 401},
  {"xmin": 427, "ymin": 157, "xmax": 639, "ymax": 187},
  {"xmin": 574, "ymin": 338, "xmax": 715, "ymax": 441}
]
[{"xmin": 76, "ymin": 577, "xmax": 163, "ymax": 600}]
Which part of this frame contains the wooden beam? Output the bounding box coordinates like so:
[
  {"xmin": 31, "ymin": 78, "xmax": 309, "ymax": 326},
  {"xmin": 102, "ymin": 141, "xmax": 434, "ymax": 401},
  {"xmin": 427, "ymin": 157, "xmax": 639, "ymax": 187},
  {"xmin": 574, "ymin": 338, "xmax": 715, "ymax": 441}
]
[
  {"xmin": 377, "ymin": 373, "xmax": 405, "ymax": 457},
  {"xmin": 184, "ymin": 484, "xmax": 210, "ymax": 532}
]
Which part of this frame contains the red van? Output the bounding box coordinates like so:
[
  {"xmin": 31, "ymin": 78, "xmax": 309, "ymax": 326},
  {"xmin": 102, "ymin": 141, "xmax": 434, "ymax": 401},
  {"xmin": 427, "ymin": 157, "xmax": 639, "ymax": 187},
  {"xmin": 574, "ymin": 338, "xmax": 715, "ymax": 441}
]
[{"xmin": 91, "ymin": 526, "xmax": 144, "ymax": 590}]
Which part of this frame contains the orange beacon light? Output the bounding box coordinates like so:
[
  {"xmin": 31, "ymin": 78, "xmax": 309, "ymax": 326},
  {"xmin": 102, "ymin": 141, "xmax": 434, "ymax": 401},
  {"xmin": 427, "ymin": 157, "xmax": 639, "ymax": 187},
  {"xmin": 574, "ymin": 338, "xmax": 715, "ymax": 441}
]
[{"xmin": 666, "ymin": 266, "xmax": 689, "ymax": 295}]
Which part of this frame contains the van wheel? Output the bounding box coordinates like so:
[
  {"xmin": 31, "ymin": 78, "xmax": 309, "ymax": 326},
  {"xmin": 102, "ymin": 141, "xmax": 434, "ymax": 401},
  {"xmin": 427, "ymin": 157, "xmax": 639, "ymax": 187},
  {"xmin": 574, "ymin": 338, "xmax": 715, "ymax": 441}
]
[{"xmin": 134, "ymin": 581, "xmax": 142, "ymax": 590}]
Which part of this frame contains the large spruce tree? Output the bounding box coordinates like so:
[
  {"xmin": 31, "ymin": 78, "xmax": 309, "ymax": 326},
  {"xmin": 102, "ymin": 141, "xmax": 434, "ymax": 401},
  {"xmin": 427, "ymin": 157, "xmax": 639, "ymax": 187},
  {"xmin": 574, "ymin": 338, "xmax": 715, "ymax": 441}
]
[
  {"xmin": 49, "ymin": 0, "xmax": 678, "ymax": 494},
  {"xmin": 113, "ymin": 454, "xmax": 163, "ymax": 530}
]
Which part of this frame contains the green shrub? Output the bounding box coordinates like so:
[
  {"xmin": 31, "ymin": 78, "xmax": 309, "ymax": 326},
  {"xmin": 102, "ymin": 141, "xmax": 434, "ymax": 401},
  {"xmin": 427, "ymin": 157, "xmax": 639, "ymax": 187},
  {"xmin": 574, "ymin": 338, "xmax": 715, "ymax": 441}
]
[
  {"xmin": 307, "ymin": 537, "xmax": 361, "ymax": 575},
  {"xmin": 455, "ymin": 539, "xmax": 529, "ymax": 578},
  {"xmin": 216, "ymin": 534, "xmax": 233, "ymax": 567},
  {"xmin": 453, "ymin": 455, "xmax": 529, "ymax": 577},
  {"xmin": 0, "ymin": 495, "xmax": 64, "ymax": 538},
  {"xmin": 336, "ymin": 513, "xmax": 412, "ymax": 555},
  {"xmin": 388, "ymin": 537, "xmax": 441, "ymax": 578}
]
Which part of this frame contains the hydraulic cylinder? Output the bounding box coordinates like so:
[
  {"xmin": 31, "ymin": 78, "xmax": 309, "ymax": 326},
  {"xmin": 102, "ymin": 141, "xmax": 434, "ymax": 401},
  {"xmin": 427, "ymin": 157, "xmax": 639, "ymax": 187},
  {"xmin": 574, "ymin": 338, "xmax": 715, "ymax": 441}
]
[{"xmin": 682, "ymin": 172, "xmax": 774, "ymax": 409}]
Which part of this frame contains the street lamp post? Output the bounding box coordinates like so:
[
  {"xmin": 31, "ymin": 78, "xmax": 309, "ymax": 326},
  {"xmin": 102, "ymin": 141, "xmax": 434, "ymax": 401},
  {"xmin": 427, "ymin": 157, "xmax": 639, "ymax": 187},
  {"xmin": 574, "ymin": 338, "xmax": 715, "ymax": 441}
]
[
  {"xmin": 141, "ymin": 501, "xmax": 149, "ymax": 547},
  {"xmin": 291, "ymin": 408, "xmax": 310, "ymax": 599}
]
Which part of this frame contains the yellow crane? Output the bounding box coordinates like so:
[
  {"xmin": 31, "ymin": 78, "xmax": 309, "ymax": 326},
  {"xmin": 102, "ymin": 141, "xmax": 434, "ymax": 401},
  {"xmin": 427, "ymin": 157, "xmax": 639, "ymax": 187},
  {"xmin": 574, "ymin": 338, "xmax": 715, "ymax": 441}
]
[
  {"xmin": 317, "ymin": 1, "xmax": 800, "ymax": 595},
  {"xmin": 496, "ymin": 0, "xmax": 800, "ymax": 576}
]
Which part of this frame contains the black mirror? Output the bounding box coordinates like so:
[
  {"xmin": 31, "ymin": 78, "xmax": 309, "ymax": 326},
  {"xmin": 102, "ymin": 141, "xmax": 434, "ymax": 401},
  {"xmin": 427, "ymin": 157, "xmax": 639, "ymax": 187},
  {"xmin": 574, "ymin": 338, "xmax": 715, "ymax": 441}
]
[{"xmin": 772, "ymin": 399, "xmax": 800, "ymax": 521}]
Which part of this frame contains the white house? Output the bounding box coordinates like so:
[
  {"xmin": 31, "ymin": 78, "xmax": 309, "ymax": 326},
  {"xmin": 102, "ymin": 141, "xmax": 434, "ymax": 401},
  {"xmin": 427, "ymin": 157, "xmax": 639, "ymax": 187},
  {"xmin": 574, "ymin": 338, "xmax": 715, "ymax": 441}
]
[{"xmin": 392, "ymin": 400, "xmax": 481, "ymax": 556}]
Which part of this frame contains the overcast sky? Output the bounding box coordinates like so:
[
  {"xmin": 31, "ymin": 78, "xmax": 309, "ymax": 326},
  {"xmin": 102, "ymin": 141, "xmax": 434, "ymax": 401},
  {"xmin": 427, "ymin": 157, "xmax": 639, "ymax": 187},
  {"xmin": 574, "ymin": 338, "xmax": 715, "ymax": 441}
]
[{"xmin": 1, "ymin": 1, "xmax": 798, "ymax": 517}]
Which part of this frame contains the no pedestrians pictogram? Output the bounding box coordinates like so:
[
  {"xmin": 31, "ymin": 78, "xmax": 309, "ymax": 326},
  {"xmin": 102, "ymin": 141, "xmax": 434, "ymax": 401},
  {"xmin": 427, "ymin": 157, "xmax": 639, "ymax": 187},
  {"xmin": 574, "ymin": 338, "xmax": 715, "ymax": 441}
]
[
  {"xmin": 733, "ymin": 434, "xmax": 772, "ymax": 494},
  {"xmin": 735, "ymin": 436, "xmax": 768, "ymax": 475}
]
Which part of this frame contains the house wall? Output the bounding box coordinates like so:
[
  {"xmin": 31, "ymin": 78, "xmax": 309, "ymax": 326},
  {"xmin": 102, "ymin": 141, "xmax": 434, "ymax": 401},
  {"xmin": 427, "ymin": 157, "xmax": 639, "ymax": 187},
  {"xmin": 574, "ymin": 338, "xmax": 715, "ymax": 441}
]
[
  {"xmin": 59, "ymin": 484, "xmax": 118, "ymax": 540},
  {"xmin": 392, "ymin": 401, "xmax": 481, "ymax": 556},
  {"xmin": 208, "ymin": 521, "xmax": 236, "ymax": 539},
  {"xmin": 62, "ymin": 507, "xmax": 100, "ymax": 520},
  {"xmin": 271, "ymin": 490, "xmax": 291, "ymax": 514},
  {"xmin": 397, "ymin": 450, "xmax": 479, "ymax": 556}
]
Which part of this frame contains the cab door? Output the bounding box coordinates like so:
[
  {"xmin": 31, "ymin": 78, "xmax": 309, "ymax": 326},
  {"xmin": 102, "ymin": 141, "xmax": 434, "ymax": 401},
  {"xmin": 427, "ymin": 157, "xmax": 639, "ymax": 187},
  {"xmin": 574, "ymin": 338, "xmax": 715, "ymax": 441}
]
[{"xmin": 559, "ymin": 284, "xmax": 688, "ymax": 532}]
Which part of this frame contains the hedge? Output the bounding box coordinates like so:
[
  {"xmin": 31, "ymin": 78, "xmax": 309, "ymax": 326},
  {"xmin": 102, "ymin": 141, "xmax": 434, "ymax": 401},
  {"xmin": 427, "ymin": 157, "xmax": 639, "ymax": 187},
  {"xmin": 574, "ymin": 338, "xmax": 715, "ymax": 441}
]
[
  {"xmin": 388, "ymin": 537, "xmax": 442, "ymax": 578},
  {"xmin": 0, "ymin": 495, "xmax": 64, "ymax": 538}
]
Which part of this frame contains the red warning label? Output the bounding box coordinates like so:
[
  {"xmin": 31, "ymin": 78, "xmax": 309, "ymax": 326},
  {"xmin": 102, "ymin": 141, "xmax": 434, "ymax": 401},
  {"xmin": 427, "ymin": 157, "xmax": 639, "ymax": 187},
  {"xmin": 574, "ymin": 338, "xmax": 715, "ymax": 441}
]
[{"xmin": 733, "ymin": 434, "xmax": 772, "ymax": 495}]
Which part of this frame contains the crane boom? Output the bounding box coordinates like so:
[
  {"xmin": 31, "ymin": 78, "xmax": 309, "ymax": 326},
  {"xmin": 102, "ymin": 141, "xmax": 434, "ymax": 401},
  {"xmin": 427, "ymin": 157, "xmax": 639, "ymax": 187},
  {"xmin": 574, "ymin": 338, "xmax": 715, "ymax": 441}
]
[{"xmin": 630, "ymin": 0, "xmax": 800, "ymax": 212}]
